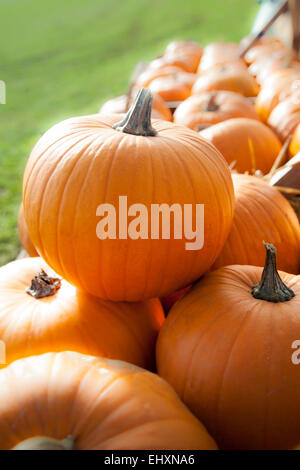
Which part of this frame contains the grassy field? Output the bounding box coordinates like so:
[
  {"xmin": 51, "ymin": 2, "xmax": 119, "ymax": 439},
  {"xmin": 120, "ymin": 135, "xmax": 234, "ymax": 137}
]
[{"xmin": 0, "ymin": 0, "xmax": 257, "ymax": 266}]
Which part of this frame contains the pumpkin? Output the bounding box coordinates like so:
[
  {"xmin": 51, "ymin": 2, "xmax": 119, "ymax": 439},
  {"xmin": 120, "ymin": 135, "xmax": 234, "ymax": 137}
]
[
  {"xmin": 0, "ymin": 351, "xmax": 217, "ymax": 450},
  {"xmin": 161, "ymin": 285, "xmax": 192, "ymax": 314},
  {"xmin": 136, "ymin": 68, "xmax": 197, "ymax": 92},
  {"xmin": 165, "ymin": 40, "xmax": 203, "ymax": 63},
  {"xmin": 23, "ymin": 89, "xmax": 234, "ymax": 301},
  {"xmin": 290, "ymin": 124, "xmax": 300, "ymax": 156},
  {"xmin": 268, "ymin": 94, "xmax": 300, "ymax": 142},
  {"xmin": 0, "ymin": 257, "xmax": 164, "ymax": 369},
  {"xmin": 249, "ymin": 54, "xmax": 300, "ymax": 85},
  {"xmin": 18, "ymin": 203, "xmax": 38, "ymax": 257},
  {"xmin": 213, "ymin": 174, "xmax": 300, "ymax": 274},
  {"xmin": 147, "ymin": 76, "xmax": 191, "ymax": 102},
  {"xmin": 255, "ymin": 69, "xmax": 300, "ymax": 122},
  {"xmin": 192, "ymin": 62, "xmax": 259, "ymax": 97},
  {"xmin": 239, "ymin": 34, "xmax": 284, "ymax": 53},
  {"xmin": 198, "ymin": 42, "xmax": 241, "ymax": 73},
  {"xmin": 200, "ymin": 118, "xmax": 282, "ymax": 173},
  {"xmin": 149, "ymin": 52, "xmax": 199, "ymax": 73},
  {"xmin": 99, "ymin": 92, "xmax": 173, "ymax": 122},
  {"xmin": 157, "ymin": 243, "xmax": 300, "ymax": 449},
  {"xmin": 173, "ymin": 91, "xmax": 259, "ymax": 131},
  {"xmin": 244, "ymin": 42, "xmax": 286, "ymax": 65}
]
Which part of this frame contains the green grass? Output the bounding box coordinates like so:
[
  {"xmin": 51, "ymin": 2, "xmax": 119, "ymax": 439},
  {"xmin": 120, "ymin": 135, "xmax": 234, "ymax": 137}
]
[{"xmin": 0, "ymin": 0, "xmax": 257, "ymax": 266}]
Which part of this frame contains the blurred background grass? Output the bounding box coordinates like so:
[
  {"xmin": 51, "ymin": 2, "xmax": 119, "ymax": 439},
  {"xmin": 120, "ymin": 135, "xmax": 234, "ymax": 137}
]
[{"xmin": 0, "ymin": 0, "xmax": 257, "ymax": 265}]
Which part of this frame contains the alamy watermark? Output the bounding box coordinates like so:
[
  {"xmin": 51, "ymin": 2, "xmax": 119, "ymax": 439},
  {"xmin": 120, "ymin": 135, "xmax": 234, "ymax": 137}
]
[
  {"xmin": 0, "ymin": 81, "xmax": 6, "ymax": 104},
  {"xmin": 96, "ymin": 196, "xmax": 204, "ymax": 250}
]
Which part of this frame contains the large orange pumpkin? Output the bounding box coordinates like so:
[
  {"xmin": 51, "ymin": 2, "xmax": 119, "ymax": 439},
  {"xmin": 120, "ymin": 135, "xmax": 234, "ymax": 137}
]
[
  {"xmin": 18, "ymin": 203, "xmax": 38, "ymax": 257},
  {"xmin": 192, "ymin": 62, "xmax": 259, "ymax": 97},
  {"xmin": 0, "ymin": 257, "xmax": 164, "ymax": 369},
  {"xmin": 0, "ymin": 352, "xmax": 217, "ymax": 450},
  {"xmin": 173, "ymin": 91, "xmax": 259, "ymax": 131},
  {"xmin": 268, "ymin": 94, "xmax": 300, "ymax": 142},
  {"xmin": 213, "ymin": 174, "xmax": 300, "ymax": 274},
  {"xmin": 200, "ymin": 118, "xmax": 282, "ymax": 173},
  {"xmin": 23, "ymin": 89, "xmax": 234, "ymax": 301},
  {"xmin": 255, "ymin": 68, "xmax": 300, "ymax": 122},
  {"xmin": 198, "ymin": 42, "xmax": 241, "ymax": 72},
  {"xmin": 99, "ymin": 92, "xmax": 173, "ymax": 122},
  {"xmin": 157, "ymin": 243, "xmax": 300, "ymax": 449}
]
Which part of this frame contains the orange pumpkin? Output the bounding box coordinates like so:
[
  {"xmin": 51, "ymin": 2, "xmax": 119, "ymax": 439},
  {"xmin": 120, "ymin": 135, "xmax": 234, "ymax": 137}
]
[
  {"xmin": 213, "ymin": 174, "xmax": 300, "ymax": 274},
  {"xmin": 157, "ymin": 243, "xmax": 300, "ymax": 449},
  {"xmin": 173, "ymin": 91, "xmax": 259, "ymax": 131},
  {"xmin": 18, "ymin": 203, "xmax": 38, "ymax": 257},
  {"xmin": 136, "ymin": 68, "xmax": 197, "ymax": 92},
  {"xmin": 99, "ymin": 92, "xmax": 173, "ymax": 122},
  {"xmin": 161, "ymin": 285, "xmax": 192, "ymax": 314},
  {"xmin": 149, "ymin": 52, "xmax": 199, "ymax": 73},
  {"xmin": 200, "ymin": 118, "xmax": 282, "ymax": 173},
  {"xmin": 290, "ymin": 123, "xmax": 300, "ymax": 156},
  {"xmin": 192, "ymin": 62, "xmax": 259, "ymax": 97},
  {"xmin": 255, "ymin": 69, "xmax": 300, "ymax": 122},
  {"xmin": 165, "ymin": 40, "xmax": 203, "ymax": 63},
  {"xmin": 23, "ymin": 89, "xmax": 234, "ymax": 301},
  {"xmin": 244, "ymin": 42, "xmax": 286, "ymax": 65},
  {"xmin": 249, "ymin": 54, "xmax": 300, "ymax": 85},
  {"xmin": 0, "ymin": 257, "xmax": 164, "ymax": 369},
  {"xmin": 147, "ymin": 76, "xmax": 191, "ymax": 102},
  {"xmin": 198, "ymin": 42, "xmax": 241, "ymax": 72},
  {"xmin": 0, "ymin": 352, "xmax": 217, "ymax": 450},
  {"xmin": 268, "ymin": 94, "xmax": 300, "ymax": 142},
  {"xmin": 239, "ymin": 34, "xmax": 284, "ymax": 53}
]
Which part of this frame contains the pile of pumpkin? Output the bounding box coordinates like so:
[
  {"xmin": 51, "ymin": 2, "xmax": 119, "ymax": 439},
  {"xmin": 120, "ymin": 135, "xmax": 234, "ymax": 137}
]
[{"xmin": 1, "ymin": 35, "xmax": 300, "ymax": 451}]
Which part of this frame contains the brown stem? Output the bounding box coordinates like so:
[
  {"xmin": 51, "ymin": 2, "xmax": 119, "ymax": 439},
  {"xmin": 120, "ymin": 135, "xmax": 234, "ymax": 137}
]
[
  {"xmin": 12, "ymin": 436, "xmax": 74, "ymax": 450},
  {"xmin": 26, "ymin": 270, "xmax": 61, "ymax": 299},
  {"xmin": 251, "ymin": 242, "xmax": 295, "ymax": 303},
  {"xmin": 113, "ymin": 88, "xmax": 157, "ymax": 136},
  {"xmin": 202, "ymin": 92, "xmax": 219, "ymax": 112}
]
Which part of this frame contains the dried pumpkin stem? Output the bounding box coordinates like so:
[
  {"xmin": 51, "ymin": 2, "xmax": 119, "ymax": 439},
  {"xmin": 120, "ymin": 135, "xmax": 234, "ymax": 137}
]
[
  {"xmin": 202, "ymin": 92, "xmax": 218, "ymax": 112},
  {"xmin": 12, "ymin": 436, "xmax": 74, "ymax": 450},
  {"xmin": 251, "ymin": 242, "xmax": 295, "ymax": 302},
  {"xmin": 113, "ymin": 88, "xmax": 157, "ymax": 136},
  {"xmin": 26, "ymin": 270, "xmax": 61, "ymax": 299}
]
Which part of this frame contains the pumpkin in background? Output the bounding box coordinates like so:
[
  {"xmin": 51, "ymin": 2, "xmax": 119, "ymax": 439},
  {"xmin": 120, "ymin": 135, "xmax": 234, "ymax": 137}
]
[
  {"xmin": 239, "ymin": 34, "xmax": 284, "ymax": 53},
  {"xmin": 0, "ymin": 257, "xmax": 164, "ymax": 369},
  {"xmin": 149, "ymin": 52, "xmax": 199, "ymax": 73},
  {"xmin": 173, "ymin": 91, "xmax": 259, "ymax": 131},
  {"xmin": 0, "ymin": 352, "xmax": 217, "ymax": 450},
  {"xmin": 198, "ymin": 42, "xmax": 241, "ymax": 72},
  {"xmin": 161, "ymin": 285, "xmax": 192, "ymax": 314},
  {"xmin": 243, "ymin": 41, "xmax": 286, "ymax": 65},
  {"xmin": 165, "ymin": 40, "xmax": 203, "ymax": 64},
  {"xmin": 18, "ymin": 203, "xmax": 38, "ymax": 257},
  {"xmin": 99, "ymin": 92, "xmax": 173, "ymax": 122},
  {"xmin": 192, "ymin": 62, "xmax": 259, "ymax": 97},
  {"xmin": 249, "ymin": 54, "xmax": 300, "ymax": 85},
  {"xmin": 23, "ymin": 89, "xmax": 234, "ymax": 301},
  {"xmin": 157, "ymin": 243, "xmax": 300, "ymax": 449},
  {"xmin": 290, "ymin": 123, "xmax": 300, "ymax": 156},
  {"xmin": 147, "ymin": 75, "xmax": 191, "ymax": 102},
  {"xmin": 255, "ymin": 69, "xmax": 300, "ymax": 122},
  {"xmin": 213, "ymin": 174, "xmax": 300, "ymax": 274},
  {"xmin": 268, "ymin": 94, "xmax": 300, "ymax": 142},
  {"xmin": 200, "ymin": 118, "xmax": 281, "ymax": 174},
  {"xmin": 136, "ymin": 68, "xmax": 197, "ymax": 93}
]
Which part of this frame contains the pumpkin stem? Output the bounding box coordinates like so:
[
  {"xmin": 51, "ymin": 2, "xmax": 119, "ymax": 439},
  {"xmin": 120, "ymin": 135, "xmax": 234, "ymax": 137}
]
[
  {"xmin": 12, "ymin": 436, "xmax": 74, "ymax": 450},
  {"xmin": 113, "ymin": 88, "xmax": 157, "ymax": 136},
  {"xmin": 251, "ymin": 242, "xmax": 295, "ymax": 302},
  {"xmin": 202, "ymin": 92, "xmax": 219, "ymax": 112},
  {"xmin": 26, "ymin": 270, "xmax": 61, "ymax": 299}
]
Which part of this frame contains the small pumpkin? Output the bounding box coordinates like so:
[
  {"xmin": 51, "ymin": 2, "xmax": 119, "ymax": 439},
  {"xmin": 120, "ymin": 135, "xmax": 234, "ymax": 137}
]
[
  {"xmin": 198, "ymin": 42, "xmax": 241, "ymax": 72},
  {"xmin": 173, "ymin": 91, "xmax": 259, "ymax": 131},
  {"xmin": 165, "ymin": 40, "xmax": 203, "ymax": 64},
  {"xmin": 200, "ymin": 117, "xmax": 282, "ymax": 173},
  {"xmin": 23, "ymin": 89, "xmax": 234, "ymax": 301},
  {"xmin": 0, "ymin": 257, "xmax": 164, "ymax": 369},
  {"xmin": 149, "ymin": 52, "xmax": 199, "ymax": 73},
  {"xmin": 290, "ymin": 124, "xmax": 300, "ymax": 156},
  {"xmin": 249, "ymin": 54, "xmax": 300, "ymax": 85},
  {"xmin": 157, "ymin": 243, "xmax": 300, "ymax": 449},
  {"xmin": 18, "ymin": 203, "xmax": 38, "ymax": 257},
  {"xmin": 255, "ymin": 69, "xmax": 300, "ymax": 122},
  {"xmin": 136, "ymin": 68, "xmax": 197, "ymax": 93},
  {"xmin": 99, "ymin": 92, "xmax": 173, "ymax": 122},
  {"xmin": 244, "ymin": 41, "xmax": 286, "ymax": 65},
  {"xmin": 192, "ymin": 62, "xmax": 259, "ymax": 97},
  {"xmin": 0, "ymin": 352, "xmax": 217, "ymax": 450},
  {"xmin": 213, "ymin": 174, "xmax": 300, "ymax": 274},
  {"xmin": 147, "ymin": 76, "xmax": 191, "ymax": 102},
  {"xmin": 268, "ymin": 94, "xmax": 300, "ymax": 142}
]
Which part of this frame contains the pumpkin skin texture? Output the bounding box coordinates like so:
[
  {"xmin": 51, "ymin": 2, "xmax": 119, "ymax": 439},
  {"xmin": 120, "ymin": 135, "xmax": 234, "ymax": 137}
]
[
  {"xmin": 18, "ymin": 203, "xmax": 38, "ymax": 257},
  {"xmin": 200, "ymin": 118, "xmax": 282, "ymax": 174},
  {"xmin": 99, "ymin": 93, "xmax": 173, "ymax": 122},
  {"xmin": 23, "ymin": 90, "xmax": 234, "ymax": 301},
  {"xmin": 0, "ymin": 257, "xmax": 164, "ymax": 369},
  {"xmin": 198, "ymin": 42, "xmax": 241, "ymax": 73},
  {"xmin": 0, "ymin": 352, "xmax": 217, "ymax": 450},
  {"xmin": 165, "ymin": 40, "xmax": 203, "ymax": 63},
  {"xmin": 192, "ymin": 62, "xmax": 259, "ymax": 97},
  {"xmin": 147, "ymin": 76, "xmax": 191, "ymax": 102},
  {"xmin": 290, "ymin": 123, "xmax": 300, "ymax": 156},
  {"xmin": 268, "ymin": 95, "xmax": 300, "ymax": 142},
  {"xmin": 255, "ymin": 69, "xmax": 300, "ymax": 122},
  {"xmin": 173, "ymin": 91, "xmax": 259, "ymax": 131},
  {"xmin": 213, "ymin": 174, "xmax": 300, "ymax": 274},
  {"xmin": 156, "ymin": 249, "xmax": 300, "ymax": 450},
  {"xmin": 149, "ymin": 53, "xmax": 199, "ymax": 74}
]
